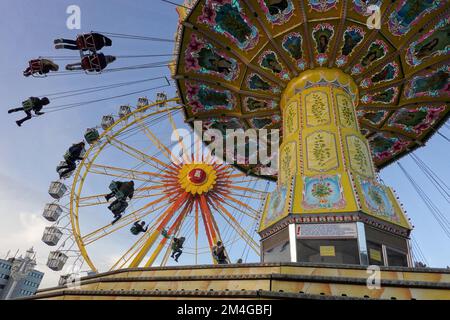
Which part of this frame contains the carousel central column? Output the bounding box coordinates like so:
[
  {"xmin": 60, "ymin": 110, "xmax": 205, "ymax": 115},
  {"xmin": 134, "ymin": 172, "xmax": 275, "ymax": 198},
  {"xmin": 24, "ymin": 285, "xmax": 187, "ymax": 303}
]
[
  {"xmin": 279, "ymin": 68, "xmax": 374, "ymax": 206},
  {"xmin": 259, "ymin": 68, "xmax": 411, "ymax": 266}
]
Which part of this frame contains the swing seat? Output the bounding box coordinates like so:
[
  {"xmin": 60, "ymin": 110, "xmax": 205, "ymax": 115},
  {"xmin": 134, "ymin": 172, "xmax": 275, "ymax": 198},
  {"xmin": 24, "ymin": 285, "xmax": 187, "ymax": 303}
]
[
  {"xmin": 77, "ymin": 33, "xmax": 98, "ymax": 52},
  {"xmin": 130, "ymin": 226, "xmax": 140, "ymax": 235},
  {"xmin": 82, "ymin": 54, "xmax": 104, "ymax": 74},
  {"xmin": 28, "ymin": 60, "xmax": 47, "ymax": 78},
  {"xmin": 22, "ymin": 99, "xmax": 34, "ymax": 112},
  {"xmin": 110, "ymin": 200, "xmax": 128, "ymax": 215},
  {"xmin": 56, "ymin": 161, "xmax": 73, "ymax": 179}
]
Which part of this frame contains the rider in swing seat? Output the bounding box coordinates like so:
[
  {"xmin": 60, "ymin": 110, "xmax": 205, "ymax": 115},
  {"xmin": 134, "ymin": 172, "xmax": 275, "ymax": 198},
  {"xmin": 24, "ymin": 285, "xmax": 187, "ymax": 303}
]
[
  {"xmin": 57, "ymin": 142, "xmax": 86, "ymax": 179},
  {"xmin": 23, "ymin": 59, "xmax": 59, "ymax": 77},
  {"xmin": 130, "ymin": 221, "xmax": 148, "ymax": 235},
  {"xmin": 8, "ymin": 97, "xmax": 50, "ymax": 126},
  {"xmin": 65, "ymin": 53, "xmax": 116, "ymax": 72},
  {"xmin": 105, "ymin": 181, "xmax": 135, "ymax": 223},
  {"xmin": 212, "ymin": 241, "xmax": 228, "ymax": 264},
  {"xmin": 170, "ymin": 237, "xmax": 185, "ymax": 262},
  {"xmin": 54, "ymin": 33, "xmax": 112, "ymax": 52}
]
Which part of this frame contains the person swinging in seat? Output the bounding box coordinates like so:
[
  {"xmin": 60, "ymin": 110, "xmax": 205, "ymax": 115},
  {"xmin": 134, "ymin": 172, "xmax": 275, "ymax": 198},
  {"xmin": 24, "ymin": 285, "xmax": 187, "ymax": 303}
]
[
  {"xmin": 105, "ymin": 180, "xmax": 135, "ymax": 224},
  {"xmin": 8, "ymin": 97, "xmax": 50, "ymax": 127},
  {"xmin": 130, "ymin": 221, "xmax": 148, "ymax": 235},
  {"xmin": 57, "ymin": 142, "xmax": 86, "ymax": 179},
  {"xmin": 170, "ymin": 237, "xmax": 185, "ymax": 262},
  {"xmin": 23, "ymin": 59, "xmax": 59, "ymax": 77},
  {"xmin": 212, "ymin": 241, "xmax": 228, "ymax": 264},
  {"xmin": 54, "ymin": 33, "xmax": 112, "ymax": 52},
  {"xmin": 65, "ymin": 53, "xmax": 116, "ymax": 73}
]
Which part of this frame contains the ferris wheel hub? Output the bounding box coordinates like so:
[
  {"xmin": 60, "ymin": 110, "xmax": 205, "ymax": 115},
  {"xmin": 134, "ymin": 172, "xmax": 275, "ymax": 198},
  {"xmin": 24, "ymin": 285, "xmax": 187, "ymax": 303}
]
[
  {"xmin": 178, "ymin": 163, "xmax": 217, "ymax": 195},
  {"xmin": 189, "ymin": 168, "xmax": 207, "ymax": 185}
]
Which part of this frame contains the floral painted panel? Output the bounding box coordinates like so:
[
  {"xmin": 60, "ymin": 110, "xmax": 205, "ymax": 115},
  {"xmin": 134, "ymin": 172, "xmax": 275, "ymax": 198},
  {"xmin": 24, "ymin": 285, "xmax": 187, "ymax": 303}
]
[
  {"xmin": 346, "ymin": 135, "xmax": 373, "ymax": 177},
  {"xmin": 306, "ymin": 131, "xmax": 339, "ymax": 172},
  {"xmin": 336, "ymin": 93, "xmax": 357, "ymax": 129},
  {"xmin": 305, "ymin": 91, "xmax": 331, "ymax": 127},
  {"xmin": 358, "ymin": 177, "xmax": 400, "ymax": 224},
  {"xmin": 302, "ymin": 174, "xmax": 346, "ymax": 210}
]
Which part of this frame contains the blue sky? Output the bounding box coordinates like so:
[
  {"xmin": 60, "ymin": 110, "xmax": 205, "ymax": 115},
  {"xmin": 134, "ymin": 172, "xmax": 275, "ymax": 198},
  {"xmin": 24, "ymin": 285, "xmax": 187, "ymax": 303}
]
[{"xmin": 0, "ymin": 0, "xmax": 448, "ymax": 288}]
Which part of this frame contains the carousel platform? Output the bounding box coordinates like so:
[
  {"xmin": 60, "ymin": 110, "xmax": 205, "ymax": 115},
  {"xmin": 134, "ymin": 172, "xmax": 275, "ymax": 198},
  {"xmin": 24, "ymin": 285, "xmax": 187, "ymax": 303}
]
[{"xmin": 24, "ymin": 262, "xmax": 450, "ymax": 300}]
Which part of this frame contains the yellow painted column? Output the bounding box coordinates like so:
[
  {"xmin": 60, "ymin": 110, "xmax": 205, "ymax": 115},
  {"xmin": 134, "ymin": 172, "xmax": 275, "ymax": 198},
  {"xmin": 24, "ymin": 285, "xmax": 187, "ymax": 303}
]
[
  {"xmin": 280, "ymin": 68, "xmax": 370, "ymax": 214},
  {"xmin": 259, "ymin": 68, "xmax": 411, "ymax": 232}
]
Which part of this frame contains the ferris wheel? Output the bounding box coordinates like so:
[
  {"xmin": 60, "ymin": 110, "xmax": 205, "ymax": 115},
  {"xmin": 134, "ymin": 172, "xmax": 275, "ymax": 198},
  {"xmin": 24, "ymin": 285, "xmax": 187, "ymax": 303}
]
[{"xmin": 41, "ymin": 94, "xmax": 270, "ymax": 275}]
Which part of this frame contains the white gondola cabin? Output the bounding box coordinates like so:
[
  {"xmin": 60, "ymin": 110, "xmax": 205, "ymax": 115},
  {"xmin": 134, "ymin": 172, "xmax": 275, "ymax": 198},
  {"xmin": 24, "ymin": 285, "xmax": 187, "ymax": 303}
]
[
  {"xmin": 137, "ymin": 97, "xmax": 149, "ymax": 109},
  {"xmin": 46, "ymin": 251, "xmax": 68, "ymax": 271},
  {"xmin": 48, "ymin": 182, "xmax": 67, "ymax": 200},
  {"xmin": 119, "ymin": 105, "xmax": 132, "ymax": 118},
  {"xmin": 42, "ymin": 203, "xmax": 63, "ymax": 222},
  {"xmin": 42, "ymin": 226, "xmax": 63, "ymax": 246},
  {"xmin": 156, "ymin": 92, "xmax": 167, "ymax": 108},
  {"xmin": 101, "ymin": 115, "xmax": 115, "ymax": 130}
]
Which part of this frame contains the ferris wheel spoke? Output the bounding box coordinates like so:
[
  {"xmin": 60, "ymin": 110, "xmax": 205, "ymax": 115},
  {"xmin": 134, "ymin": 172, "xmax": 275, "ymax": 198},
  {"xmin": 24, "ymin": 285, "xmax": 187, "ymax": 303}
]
[
  {"xmin": 224, "ymin": 172, "xmax": 251, "ymax": 179},
  {"xmin": 144, "ymin": 199, "xmax": 193, "ymax": 267},
  {"xmin": 129, "ymin": 192, "xmax": 189, "ymax": 268},
  {"xmin": 89, "ymin": 163, "xmax": 170, "ymax": 182},
  {"xmin": 227, "ymin": 192, "xmax": 266, "ymax": 201},
  {"xmin": 110, "ymin": 233, "xmax": 148, "ymax": 271},
  {"xmin": 109, "ymin": 202, "xmax": 174, "ymax": 271},
  {"xmin": 198, "ymin": 194, "xmax": 223, "ymax": 264},
  {"xmin": 194, "ymin": 201, "xmax": 199, "ymax": 265},
  {"xmin": 81, "ymin": 195, "xmax": 170, "ymax": 245},
  {"xmin": 167, "ymin": 110, "xmax": 191, "ymax": 164},
  {"xmin": 207, "ymin": 197, "xmax": 260, "ymax": 254},
  {"xmin": 78, "ymin": 189, "xmax": 168, "ymax": 208},
  {"xmin": 218, "ymin": 192, "xmax": 261, "ymax": 216},
  {"xmin": 107, "ymin": 135, "xmax": 176, "ymax": 174},
  {"xmin": 133, "ymin": 114, "xmax": 174, "ymax": 161},
  {"xmin": 224, "ymin": 185, "xmax": 268, "ymax": 194},
  {"xmin": 211, "ymin": 193, "xmax": 258, "ymax": 220},
  {"xmin": 204, "ymin": 196, "xmax": 232, "ymax": 263}
]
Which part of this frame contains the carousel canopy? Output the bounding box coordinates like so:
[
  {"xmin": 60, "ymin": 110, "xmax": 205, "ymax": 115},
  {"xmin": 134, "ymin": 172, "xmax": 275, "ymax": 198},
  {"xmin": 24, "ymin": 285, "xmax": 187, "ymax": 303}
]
[{"xmin": 173, "ymin": 0, "xmax": 450, "ymax": 179}]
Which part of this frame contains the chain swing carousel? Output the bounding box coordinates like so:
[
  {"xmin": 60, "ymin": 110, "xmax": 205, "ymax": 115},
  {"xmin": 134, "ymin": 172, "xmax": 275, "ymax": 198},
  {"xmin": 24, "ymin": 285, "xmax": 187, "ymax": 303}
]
[
  {"xmin": 31, "ymin": 0, "xmax": 450, "ymax": 300},
  {"xmin": 172, "ymin": 0, "xmax": 449, "ymax": 268}
]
